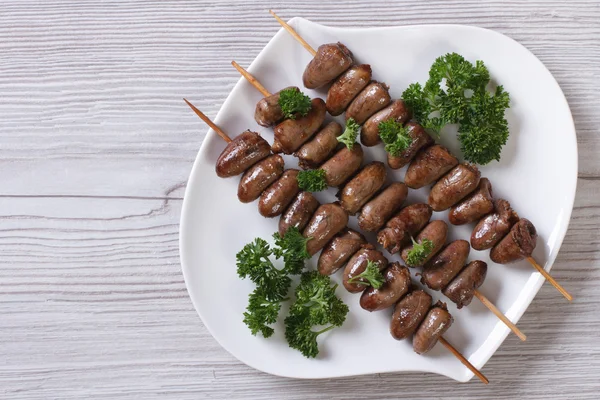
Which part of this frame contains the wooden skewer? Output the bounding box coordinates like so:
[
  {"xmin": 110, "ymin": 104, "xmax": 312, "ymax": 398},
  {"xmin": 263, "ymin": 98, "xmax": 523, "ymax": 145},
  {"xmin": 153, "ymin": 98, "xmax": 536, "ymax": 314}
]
[
  {"xmin": 473, "ymin": 290, "xmax": 526, "ymax": 341},
  {"xmin": 527, "ymin": 257, "xmax": 573, "ymax": 301},
  {"xmin": 269, "ymin": 10, "xmax": 317, "ymax": 56},
  {"xmin": 183, "ymin": 98, "xmax": 232, "ymax": 143},
  {"xmin": 232, "ymin": 61, "xmax": 271, "ymax": 96},
  {"xmin": 231, "ymin": 61, "xmax": 272, "ymax": 97},
  {"xmin": 439, "ymin": 337, "xmax": 489, "ymax": 384}
]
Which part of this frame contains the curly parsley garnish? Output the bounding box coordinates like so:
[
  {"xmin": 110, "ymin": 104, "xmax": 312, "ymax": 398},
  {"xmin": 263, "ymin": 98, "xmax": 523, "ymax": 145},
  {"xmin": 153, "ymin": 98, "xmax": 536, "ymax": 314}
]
[
  {"xmin": 243, "ymin": 288, "xmax": 285, "ymax": 337},
  {"xmin": 272, "ymin": 228, "xmax": 312, "ymax": 275},
  {"xmin": 236, "ymin": 227, "xmax": 310, "ymax": 338},
  {"xmin": 378, "ymin": 119, "xmax": 413, "ymax": 157},
  {"xmin": 337, "ymin": 118, "xmax": 360, "ymax": 149},
  {"xmin": 278, "ymin": 88, "xmax": 312, "ymax": 120},
  {"xmin": 458, "ymin": 86, "xmax": 510, "ymax": 165},
  {"xmin": 405, "ymin": 237, "xmax": 435, "ymax": 267},
  {"xmin": 285, "ymin": 271, "xmax": 349, "ymax": 358},
  {"xmin": 347, "ymin": 260, "xmax": 385, "ymax": 289},
  {"xmin": 402, "ymin": 52, "xmax": 510, "ymax": 165},
  {"xmin": 236, "ymin": 237, "xmax": 291, "ymax": 300},
  {"xmin": 297, "ymin": 169, "xmax": 328, "ymax": 192}
]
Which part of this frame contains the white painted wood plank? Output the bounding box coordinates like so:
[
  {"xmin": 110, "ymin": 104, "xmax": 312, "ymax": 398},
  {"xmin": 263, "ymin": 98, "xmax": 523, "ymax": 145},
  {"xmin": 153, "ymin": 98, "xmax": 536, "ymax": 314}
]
[{"xmin": 1, "ymin": 0, "xmax": 599, "ymax": 398}]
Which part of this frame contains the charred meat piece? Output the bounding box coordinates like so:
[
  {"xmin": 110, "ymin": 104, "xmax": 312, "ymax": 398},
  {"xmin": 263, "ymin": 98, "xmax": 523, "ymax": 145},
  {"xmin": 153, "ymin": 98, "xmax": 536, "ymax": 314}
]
[
  {"xmin": 302, "ymin": 42, "xmax": 353, "ymax": 89},
  {"xmin": 490, "ymin": 219, "xmax": 538, "ymax": 264},
  {"xmin": 361, "ymin": 100, "xmax": 410, "ymax": 147},
  {"xmin": 429, "ymin": 163, "xmax": 481, "ymax": 212},
  {"xmin": 317, "ymin": 229, "xmax": 366, "ymax": 276},
  {"xmin": 405, "ymin": 145, "xmax": 458, "ymax": 189},
  {"xmin": 254, "ymin": 86, "xmax": 298, "ymax": 127},
  {"xmin": 303, "ymin": 203, "xmax": 349, "ymax": 256},
  {"xmin": 338, "ymin": 162, "xmax": 387, "ymax": 215},
  {"xmin": 443, "ymin": 260, "xmax": 487, "ymax": 309},
  {"xmin": 342, "ymin": 246, "xmax": 388, "ymax": 293},
  {"xmin": 387, "ymin": 122, "xmax": 434, "ymax": 170},
  {"xmin": 401, "ymin": 220, "xmax": 448, "ymax": 268},
  {"xmin": 420, "ymin": 240, "xmax": 471, "ymax": 291},
  {"xmin": 358, "ymin": 183, "xmax": 408, "ymax": 232},
  {"xmin": 238, "ymin": 154, "xmax": 284, "ymax": 203},
  {"xmin": 258, "ymin": 169, "xmax": 300, "ymax": 218},
  {"xmin": 216, "ymin": 130, "xmax": 271, "ymax": 178},
  {"xmin": 326, "ymin": 64, "xmax": 372, "ymax": 116},
  {"xmin": 360, "ymin": 262, "xmax": 411, "ymax": 312},
  {"xmin": 272, "ymin": 98, "xmax": 326, "ymax": 154},
  {"xmin": 278, "ymin": 191, "xmax": 319, "ymax": 237},
  {"xmin": 345, "ymin": 81, "xmax": 391, "ymax": 125},
  {"xmin": 449, "ymin": 178, "xmax": 494, "ymax": 225},
  {"xmin": 390, "ymin": 290, "xmax": 432, "ymax": 340},
  {"xmin": 471, "ymin": 199, "xmax": 519, "ymax": 251},
  {"xmin": 377, "ymin": 203, "xmax": 432, "ymax": 254},
  {"xmin": 320, "ymin": 143, "xmax": 364, "ymax": 187},
  {"xmin": 413, "ymin": 302, "xmax": 453, "ymax": 355},
  {"xmin": 295, "ymin": 121, "xmax": 342, "ymax": 170}
]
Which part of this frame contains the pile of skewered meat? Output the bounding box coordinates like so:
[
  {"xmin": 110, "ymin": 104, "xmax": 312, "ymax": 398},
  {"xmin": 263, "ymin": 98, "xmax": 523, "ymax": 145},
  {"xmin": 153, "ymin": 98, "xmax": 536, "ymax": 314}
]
[{"xmin": 216, "ymin": 119, "xmax": 492, "ymax": 353}]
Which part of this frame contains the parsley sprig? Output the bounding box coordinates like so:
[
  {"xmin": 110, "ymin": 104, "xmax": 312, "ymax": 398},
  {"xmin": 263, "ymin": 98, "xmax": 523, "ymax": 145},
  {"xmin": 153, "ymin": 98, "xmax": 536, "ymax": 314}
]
[
  {"xmin": 237, "ymin": 237, "xmax": 291, "ymax": 300},
  {"xmin": 402, "ymin": 53, "xmax": 510, "ymax": 165},
  {"xmin": 278, "ymin": 88, "xmax": 312, "ymax": 120},
  {"xmin": 378, "ymin": 119, "xmax": 413, "ymax": 157},
  {"xmin": 236, "ymin": 227, "xmax": 310, "ymax": 338},
  {"xmin": 346, "ymin": 260, "xmax": 385, "ymax": 289},
  {"xmin": 337, "ymin": 118, "xmax": 360, "ymax": 149},
  {"xmin": 297, "ymin": 169, "xmax": 328, "ymax": 192},
  {"xmin": 237, "ymin": 228, "xmax": 348, "ymax": 358},
  {"xmin": 273, "ymin": 229, "xmax": 312, "ymax": 275},
  {"xmin": 285, "ymin": 271, "xmax": 349, "ymax": 358},
  {"xmin": 243, "ymin": 288, "xmax": 286, "ymax": 337},
  {"xmin": 405, "ymin": 237, "xmax": 435, "ymax": 267}
]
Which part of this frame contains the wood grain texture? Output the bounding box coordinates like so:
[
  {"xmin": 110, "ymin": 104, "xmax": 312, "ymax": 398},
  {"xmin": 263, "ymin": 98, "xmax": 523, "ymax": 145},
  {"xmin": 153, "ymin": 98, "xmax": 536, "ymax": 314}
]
[{"xmin": 1, "ymin": 0, "xmax": 599, "ymax": 398}]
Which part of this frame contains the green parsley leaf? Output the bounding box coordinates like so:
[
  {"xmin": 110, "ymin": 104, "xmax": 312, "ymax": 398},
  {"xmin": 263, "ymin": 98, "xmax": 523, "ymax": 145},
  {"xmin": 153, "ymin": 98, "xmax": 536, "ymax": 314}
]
[
  {"xmin": 285, "ymin": 318, "xmax": 335, "ymax": 358},
  {"xmin": 458, "ymin": 85, "xmax": 510, "ymax": 164},
  {"xmin": 402, "ymin": 82, "xmax": 431, "ymax": 124},
  {"xmin": 346, "ymin": 260, "xmax": 385, "ymax": 289},
  {"xmin": 243, "ymin": 288, "xmax": 283, "ymax": 338},
  {"xmin": 337, "ymin": 118, "xmax": 360, "ymax": 149},
  {"xmin": 237, "ymin": 237, "xmax": 290, "ymax": 336},
  {"xmin": 284, "ymin": 271, "xmax": 349, "ymax": 358},
  {"xmin": 278, "ymin": 88, "xmax": 312, "ymax": 120},
  {"xmin": 406, "ymin": 237, "xmax": 435, "ymax": 267},
  {"xmin": 402, "ymin": 52, "xmax": 510, "ymax": 165},
  {"xmin": 378, "ymin": 119, "xmax": 413, "ymax": 156},
  {"xmin": 272, "ymin": 226, "xmax": 312, "ymax": 275},
  {"xmin": 297, "ymin": 169, "xmax": 328, "ymax": 192}
]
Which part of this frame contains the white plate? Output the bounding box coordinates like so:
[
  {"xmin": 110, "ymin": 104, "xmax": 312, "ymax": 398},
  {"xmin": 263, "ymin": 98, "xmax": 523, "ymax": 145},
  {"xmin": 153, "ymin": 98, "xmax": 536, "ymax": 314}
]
[{"xmin": 180, "ymin": 20, "xmax": 577, "ymax": 382}]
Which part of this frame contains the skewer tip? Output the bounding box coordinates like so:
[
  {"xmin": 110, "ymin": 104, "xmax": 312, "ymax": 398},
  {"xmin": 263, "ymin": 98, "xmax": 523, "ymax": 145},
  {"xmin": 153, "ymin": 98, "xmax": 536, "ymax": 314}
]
[
  {"xmin": 183, "ymin": 98, "xmax": 200, "ymax": 113},
  {"xmin": 527, "ymin": 257, "xmax": 573, "ymax": 302},
  {"xmin": 182, "ymin": 98, "xmax": 232, "ymax": 143},
  {"xmin": 230, "ymin": 60, "xmax": 272, "ymax": 97},
  {"xmin": 473, "ymin": 290, "xmax": 527, "ymax": 342},
  {"xmin": 438, "ymin": 337, "xmax": 489, "ymax": 384},
  {"xmin": 267, "ymin": 9, "xmax": 317, "ymax": 56}
]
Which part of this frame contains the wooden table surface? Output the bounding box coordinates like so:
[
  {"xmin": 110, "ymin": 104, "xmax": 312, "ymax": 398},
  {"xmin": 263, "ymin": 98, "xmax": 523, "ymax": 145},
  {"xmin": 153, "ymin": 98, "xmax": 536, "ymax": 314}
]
[{"xmin": 1, "ymin": 1, "xmax": 599, "ymax": 398}]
